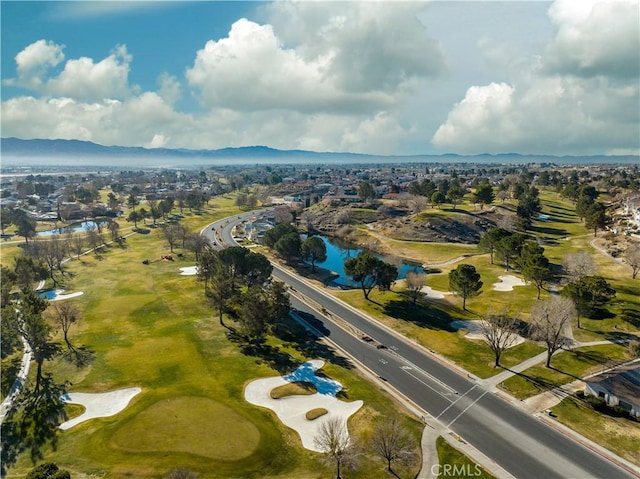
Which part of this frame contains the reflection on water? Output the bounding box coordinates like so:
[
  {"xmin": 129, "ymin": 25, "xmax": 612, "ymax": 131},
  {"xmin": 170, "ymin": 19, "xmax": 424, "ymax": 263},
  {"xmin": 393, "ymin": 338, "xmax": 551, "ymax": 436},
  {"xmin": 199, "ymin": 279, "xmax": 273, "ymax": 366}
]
[
  {"xmin": 311, "ymin": 235, "xmax": 424, "ymax": 287},
  {"xmin": 37, "ymin": 220, "xmax": 109, "ymax": 236}
]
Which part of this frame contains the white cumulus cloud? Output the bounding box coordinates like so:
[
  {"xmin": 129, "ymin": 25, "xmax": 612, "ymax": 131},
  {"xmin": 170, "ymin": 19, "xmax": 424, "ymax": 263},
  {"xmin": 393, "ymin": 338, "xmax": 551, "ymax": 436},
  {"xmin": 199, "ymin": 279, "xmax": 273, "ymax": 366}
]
[{"xmin": 432, "ymin": 0, "xmax": 639, "ymax": 155}]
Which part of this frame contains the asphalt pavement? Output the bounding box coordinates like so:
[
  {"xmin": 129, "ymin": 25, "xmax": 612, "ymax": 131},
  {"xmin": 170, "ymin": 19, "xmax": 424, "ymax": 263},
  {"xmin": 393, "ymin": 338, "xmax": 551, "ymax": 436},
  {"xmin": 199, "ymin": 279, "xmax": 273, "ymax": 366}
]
[{"xmin": 204, "ymin": 212, "xmax": 637, "ymax": 479}]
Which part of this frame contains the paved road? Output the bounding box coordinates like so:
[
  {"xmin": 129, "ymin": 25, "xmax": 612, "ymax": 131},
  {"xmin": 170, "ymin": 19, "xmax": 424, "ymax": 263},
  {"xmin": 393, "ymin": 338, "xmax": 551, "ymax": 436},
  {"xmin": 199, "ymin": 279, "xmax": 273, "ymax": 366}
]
[{"xmin": 204, "ymin": 211, "xmax": 637, "ymax": 479}]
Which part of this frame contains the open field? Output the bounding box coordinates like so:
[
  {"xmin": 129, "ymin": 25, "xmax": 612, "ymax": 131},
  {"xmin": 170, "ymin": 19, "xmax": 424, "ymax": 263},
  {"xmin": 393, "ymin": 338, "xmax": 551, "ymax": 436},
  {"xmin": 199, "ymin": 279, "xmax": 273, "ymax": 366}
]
[{"xmin": 550, "ymin": 397, "xmax": 640, "ymax": 466}]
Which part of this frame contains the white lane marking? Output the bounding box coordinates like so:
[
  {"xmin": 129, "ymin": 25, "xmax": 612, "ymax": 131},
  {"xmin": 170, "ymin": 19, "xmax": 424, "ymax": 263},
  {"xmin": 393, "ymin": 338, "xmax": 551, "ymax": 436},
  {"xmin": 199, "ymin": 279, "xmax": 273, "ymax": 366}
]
[
  {"xmin": 435, "ymin": 384, "xmax": 478, "ymax": 420},
  {"xmin": 446, "ymin": 388, "xmax": 490, "ymax": 428},
  {"xmin": 401, "ymin": 367, "xmax": 454, "ymax": 404}
]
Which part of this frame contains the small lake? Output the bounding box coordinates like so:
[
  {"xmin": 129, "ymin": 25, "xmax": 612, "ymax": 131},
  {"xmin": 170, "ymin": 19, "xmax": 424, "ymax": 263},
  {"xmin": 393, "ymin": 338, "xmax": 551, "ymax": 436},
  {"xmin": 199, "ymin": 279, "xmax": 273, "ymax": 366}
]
[
  {"xmin": 310, "ymin": 235, "xmax": 424, "ymax": 287},
  {"xmin": 37, "ymin": 220, "xmax": 109, "ymax": 236}
]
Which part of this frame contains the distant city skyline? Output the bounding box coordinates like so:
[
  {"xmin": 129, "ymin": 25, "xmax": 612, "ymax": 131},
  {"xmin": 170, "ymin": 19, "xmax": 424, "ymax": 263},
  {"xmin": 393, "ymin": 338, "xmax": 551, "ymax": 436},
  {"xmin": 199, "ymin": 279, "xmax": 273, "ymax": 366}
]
[{"xmin": 1, "ymin": 1, "xmax": 638, "ymax": 157}]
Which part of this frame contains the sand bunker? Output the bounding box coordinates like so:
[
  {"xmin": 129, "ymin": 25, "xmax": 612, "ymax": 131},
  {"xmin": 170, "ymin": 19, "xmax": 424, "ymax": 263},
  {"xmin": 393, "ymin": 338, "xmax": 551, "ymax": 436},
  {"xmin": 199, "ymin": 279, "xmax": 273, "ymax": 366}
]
[
  {"xmin": 179, "ymin": 266, "xmax": 198, "ymax": 276},
  {"xmin": 450, "ymin": 320, "xmax": 525, "ymax": 347},
  {"xmin": 420, "ymin": 286, "xmax": 450, "ymax": 299},
  {"xmin": 59, "ymin": 387, "xmax": 142, "ymax": 430},
  {"xmin": 244, "ymin": 360, "xmax": 363, "ymax": 452},
  {"xmin": 492, "ymin": 275, "xmax": 526, "ymax": 291},
  {"xmin": 39, "ymin": 289, "xmax": 84, "ymax": 301}
]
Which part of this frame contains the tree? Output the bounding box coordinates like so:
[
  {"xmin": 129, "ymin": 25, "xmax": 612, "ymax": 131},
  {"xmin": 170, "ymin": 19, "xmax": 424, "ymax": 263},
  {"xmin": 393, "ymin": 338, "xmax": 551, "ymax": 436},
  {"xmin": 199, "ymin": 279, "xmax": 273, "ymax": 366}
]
[
  {"xmin": 472, "ymin": 182, "xmax": 495, "ymax": 210},
  {"xmin": 448, "ymin": 264, "xmax": 482, "ymax": 311},
  {"xmin": 15, "ymin": 212, "xmax": 37, "ymax": 244},
  {"xmin": 126, "ymin": 194, "xmax": 139, "ymax": 211},
  {"xmin": 267, "ymin": 280, "xmax": 291, "ymax": 324},
  {"xmin": 274, "ymin": 232, "xmax": 301, "ymax": 262},
  {"xmin": 478, "ymin": 228, "xmax": 510, "ymax": 265},
  {"xmin": 358, "ymin": 180, "xmax": 375, "ymax": 203},
  {"xmin": 162, "ymin": 223, "xmax": 182, "ymax": 253},
  {"xmin": 15, "ymin": 288, "xmax": 59, "ymax": 394},
  {"xmin": 207, "ymin": 269, "xmax": 234, "ymax": 328},
  {"xmin": 495, "ymin": 233, "xmax": 526, "ymax": 271},
  {"xmin": 263, "ymin": 223, "xmax": 298, "ymax": 248},
  {"xmin": 530, "ymin": 296, "xmax": 575, "ymax": 368},
  {"xmin": 186, "ymin": 233, "xmax": 211, "ymax": 261},
  {"xmin": 561, "ymin": 275, "xmax": 615, "ymax": 326},
  {"xmin": 46, "ymin": 302, "xmax": 81, "ymax": 351},
  {"xmin": 108, "ymin": 220, "xmax": 120, "ymax": 241},
  {"xmin": 447, "ymin": 186, "xmax": 464, "ymax": 209},
  {"xmin": 562, "ymin": 252, "xmax": 597, "ymax": 281},
  {"xmin": 238, "ymin": 285, "xmax": 273, "ymax": 342},
  {"xmin": 521, "ymin": 253, "xmax": 552, "ymax": 299},
  {"xmin": 431, "ymin": 190, "xmax": 445, "ymax": 209},
  {"xmin": 217, "ymin": 246, "xmax": 272, "ymax": 289},
  {"xmin": 26, "ymin": 463, "xmax": 71, "ymax": 479},
  {"xmin": 479, "ymin": 309, "xmax": 520, "ymax": 367},
  {"xmin": 314, "ymin": 417, "xmax": 358, "ymax": 479},
  {"xmin": 370, "ymin": 417, "xmax": 417, "ymax": 475},
  {"xmin": 407, "ymin": 195, "xmax": 428, "ymax": 214},
  {"xmin": 14, "ymin": 255, "xmax": 48, "ymax": 289},
  {"xmin": 127, "ymin": 210, "xmax": 141, "ymax": 229},
  {"xmin": 625, "ymin": 242, "xmax": 640, "ymax": 279},
  {"xmin": 404, "ymin": 271, "xmax": 427, "ymax": 305},
  {"xmin": 584, "ymin": 202, "xmax": 607, "ymax": 236},
  {"xmin": 344, "ymin": 253, "xmax": 398, "ymax": 300},
  {"xmin": 301, "ymin": 236, "xmax": 327, "ymax": 272},
  {"xmin": 164, "ymin": 468, "xmax": 198, "ymax": 479}
]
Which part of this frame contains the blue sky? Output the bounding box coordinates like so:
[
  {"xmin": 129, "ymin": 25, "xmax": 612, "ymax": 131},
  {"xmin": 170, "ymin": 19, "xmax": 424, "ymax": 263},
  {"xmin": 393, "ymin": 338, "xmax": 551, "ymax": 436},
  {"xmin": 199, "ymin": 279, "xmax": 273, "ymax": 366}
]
[{"xmin": 1, "ymin": 1, "xmax": 638, "ymax": 156}]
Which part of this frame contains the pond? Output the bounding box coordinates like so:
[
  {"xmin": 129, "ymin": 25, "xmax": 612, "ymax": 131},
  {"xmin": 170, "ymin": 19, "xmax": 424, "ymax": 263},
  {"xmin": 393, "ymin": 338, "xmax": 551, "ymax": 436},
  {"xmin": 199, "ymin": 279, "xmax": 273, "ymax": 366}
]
[
  {"xmin": 310, "ymin": 235, "xmax": 424, "ymax": 287},
  {"xmin": 37, "ymin": 220, "xmax": 109, "ymax": 236}
]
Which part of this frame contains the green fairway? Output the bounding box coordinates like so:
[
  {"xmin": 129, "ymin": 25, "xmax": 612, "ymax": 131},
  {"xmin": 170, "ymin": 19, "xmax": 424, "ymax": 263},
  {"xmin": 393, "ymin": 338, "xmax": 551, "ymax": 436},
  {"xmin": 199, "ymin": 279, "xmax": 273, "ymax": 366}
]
[{"xmin": 4, "ymin": 199, "xmax": 427, "ymax": 479}]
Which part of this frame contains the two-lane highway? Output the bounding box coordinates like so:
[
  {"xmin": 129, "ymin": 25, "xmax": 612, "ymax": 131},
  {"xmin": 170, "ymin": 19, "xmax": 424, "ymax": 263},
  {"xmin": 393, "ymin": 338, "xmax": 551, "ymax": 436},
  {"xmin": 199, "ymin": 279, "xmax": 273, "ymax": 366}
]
[{"xmin": 204, "ymin": 212, "xmax": 636, "ymax": 479}]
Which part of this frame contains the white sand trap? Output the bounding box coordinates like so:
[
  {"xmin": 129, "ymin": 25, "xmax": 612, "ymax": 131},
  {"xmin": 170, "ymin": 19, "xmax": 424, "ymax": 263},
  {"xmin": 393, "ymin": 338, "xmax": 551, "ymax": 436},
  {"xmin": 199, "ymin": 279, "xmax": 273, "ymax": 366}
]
[
  {"xmin": 39, "ymin": 289, "xmax": 84, "ymax": 301},
  {"xmin": 179, "ymin": 266, "xmax": 198, "ymax": 276},
  {"xmin": 450, "ymin": 320, "xmax": 525, "ymax": 347},
  {"xmin": 492, "ymin": 275, "xmax": 526, "ymax": 291},
  {"xmin": 59, "ymin": 387, "xmax": 142, "ymax": 430},
  {"xmin": 420, "ymin": 286, "xmax": 451, "ymax": 299},
  {"xmin": 244, "ymin": 360, "xmax": 363, "ymax": 452},
  {"xmin": 53, "ymin": 291, "xmax": 84, "ymax": 301},
  {"xmin": 537, "ymin": 214, "xmax": 550, "ymax": 221}
]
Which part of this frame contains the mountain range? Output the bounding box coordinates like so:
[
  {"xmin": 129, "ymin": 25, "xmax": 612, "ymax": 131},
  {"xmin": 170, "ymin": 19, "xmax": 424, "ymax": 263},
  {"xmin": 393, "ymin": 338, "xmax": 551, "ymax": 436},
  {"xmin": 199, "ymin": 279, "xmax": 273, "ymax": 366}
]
[{"xmin": 1, "ymin": 137, "xmax": 638, "ymax": 167}]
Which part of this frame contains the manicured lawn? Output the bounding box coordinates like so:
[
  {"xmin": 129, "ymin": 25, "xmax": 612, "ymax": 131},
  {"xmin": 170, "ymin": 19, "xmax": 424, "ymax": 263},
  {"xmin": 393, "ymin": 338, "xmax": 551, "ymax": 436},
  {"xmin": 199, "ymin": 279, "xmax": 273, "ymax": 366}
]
[
  {"xmin": 436, "ymin": 436, "xmax": 496, "ymax": 479},
  {"xmin": 550, "ymin": 397, "xmax": 640, "ymax": 466},
  {"xmin": 5, "ymin": 200, "xmax": 423, "ymax": 479},
  {"xmin": 499, "ymin": 344, "xmax": 632, "ymax": 400}
]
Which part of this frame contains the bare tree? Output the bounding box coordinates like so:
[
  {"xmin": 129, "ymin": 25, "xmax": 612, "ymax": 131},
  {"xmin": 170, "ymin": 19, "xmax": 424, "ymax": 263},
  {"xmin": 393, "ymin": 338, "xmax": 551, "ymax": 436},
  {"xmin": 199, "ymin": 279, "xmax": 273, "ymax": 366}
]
[
  {"xmin": 314, "ymin": 417, "xmax": 359, "ymax": 479},
  {"xmin": 162, "ymin": 223, "xmax": 182, "ymax": 253},
  {"xmin": 274, "ymin": 205, "xmax": 293, "ymax": 224},
  {"xmin": 408, "ymin": 195, "xmax": 428, "ymax": 214},
  {"xmin": 562, "ymin": 252, "xmax": 597, "ymax": 281},
  {"xmin": 530, "ymin": 296, "xmax": 576, "ymax": 368},
  {"xmin": 72, "ymin": 234, "xmax": 85, "ymax": 259},
  {"xmin": 479, "ymin": 309, "xmax": 520, "ymax": 367},
  {"xmin": 370, "ymin": 417, "xmax": 417, "ymax": 476},
  {"xmin": 108, "ymin": 220, "xmax": 121, "ymax": 242},
  {"xmin": 187, "ymin": 233, "xmax": 211, "ymax": 261},
  {"xmin": 625, "ymin": 242, "xmax": 640, "ymax": 279},
  {"xmin": 164, "ymin": 467, "xmax": 198, "ymax": 479},
  {"xmin": 47, "ymin": 301, "xmax": 81, "ymax": 351},
  {"xmin": 404, "ymin": 271, "xmax": 427, "ymax": 305}
]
